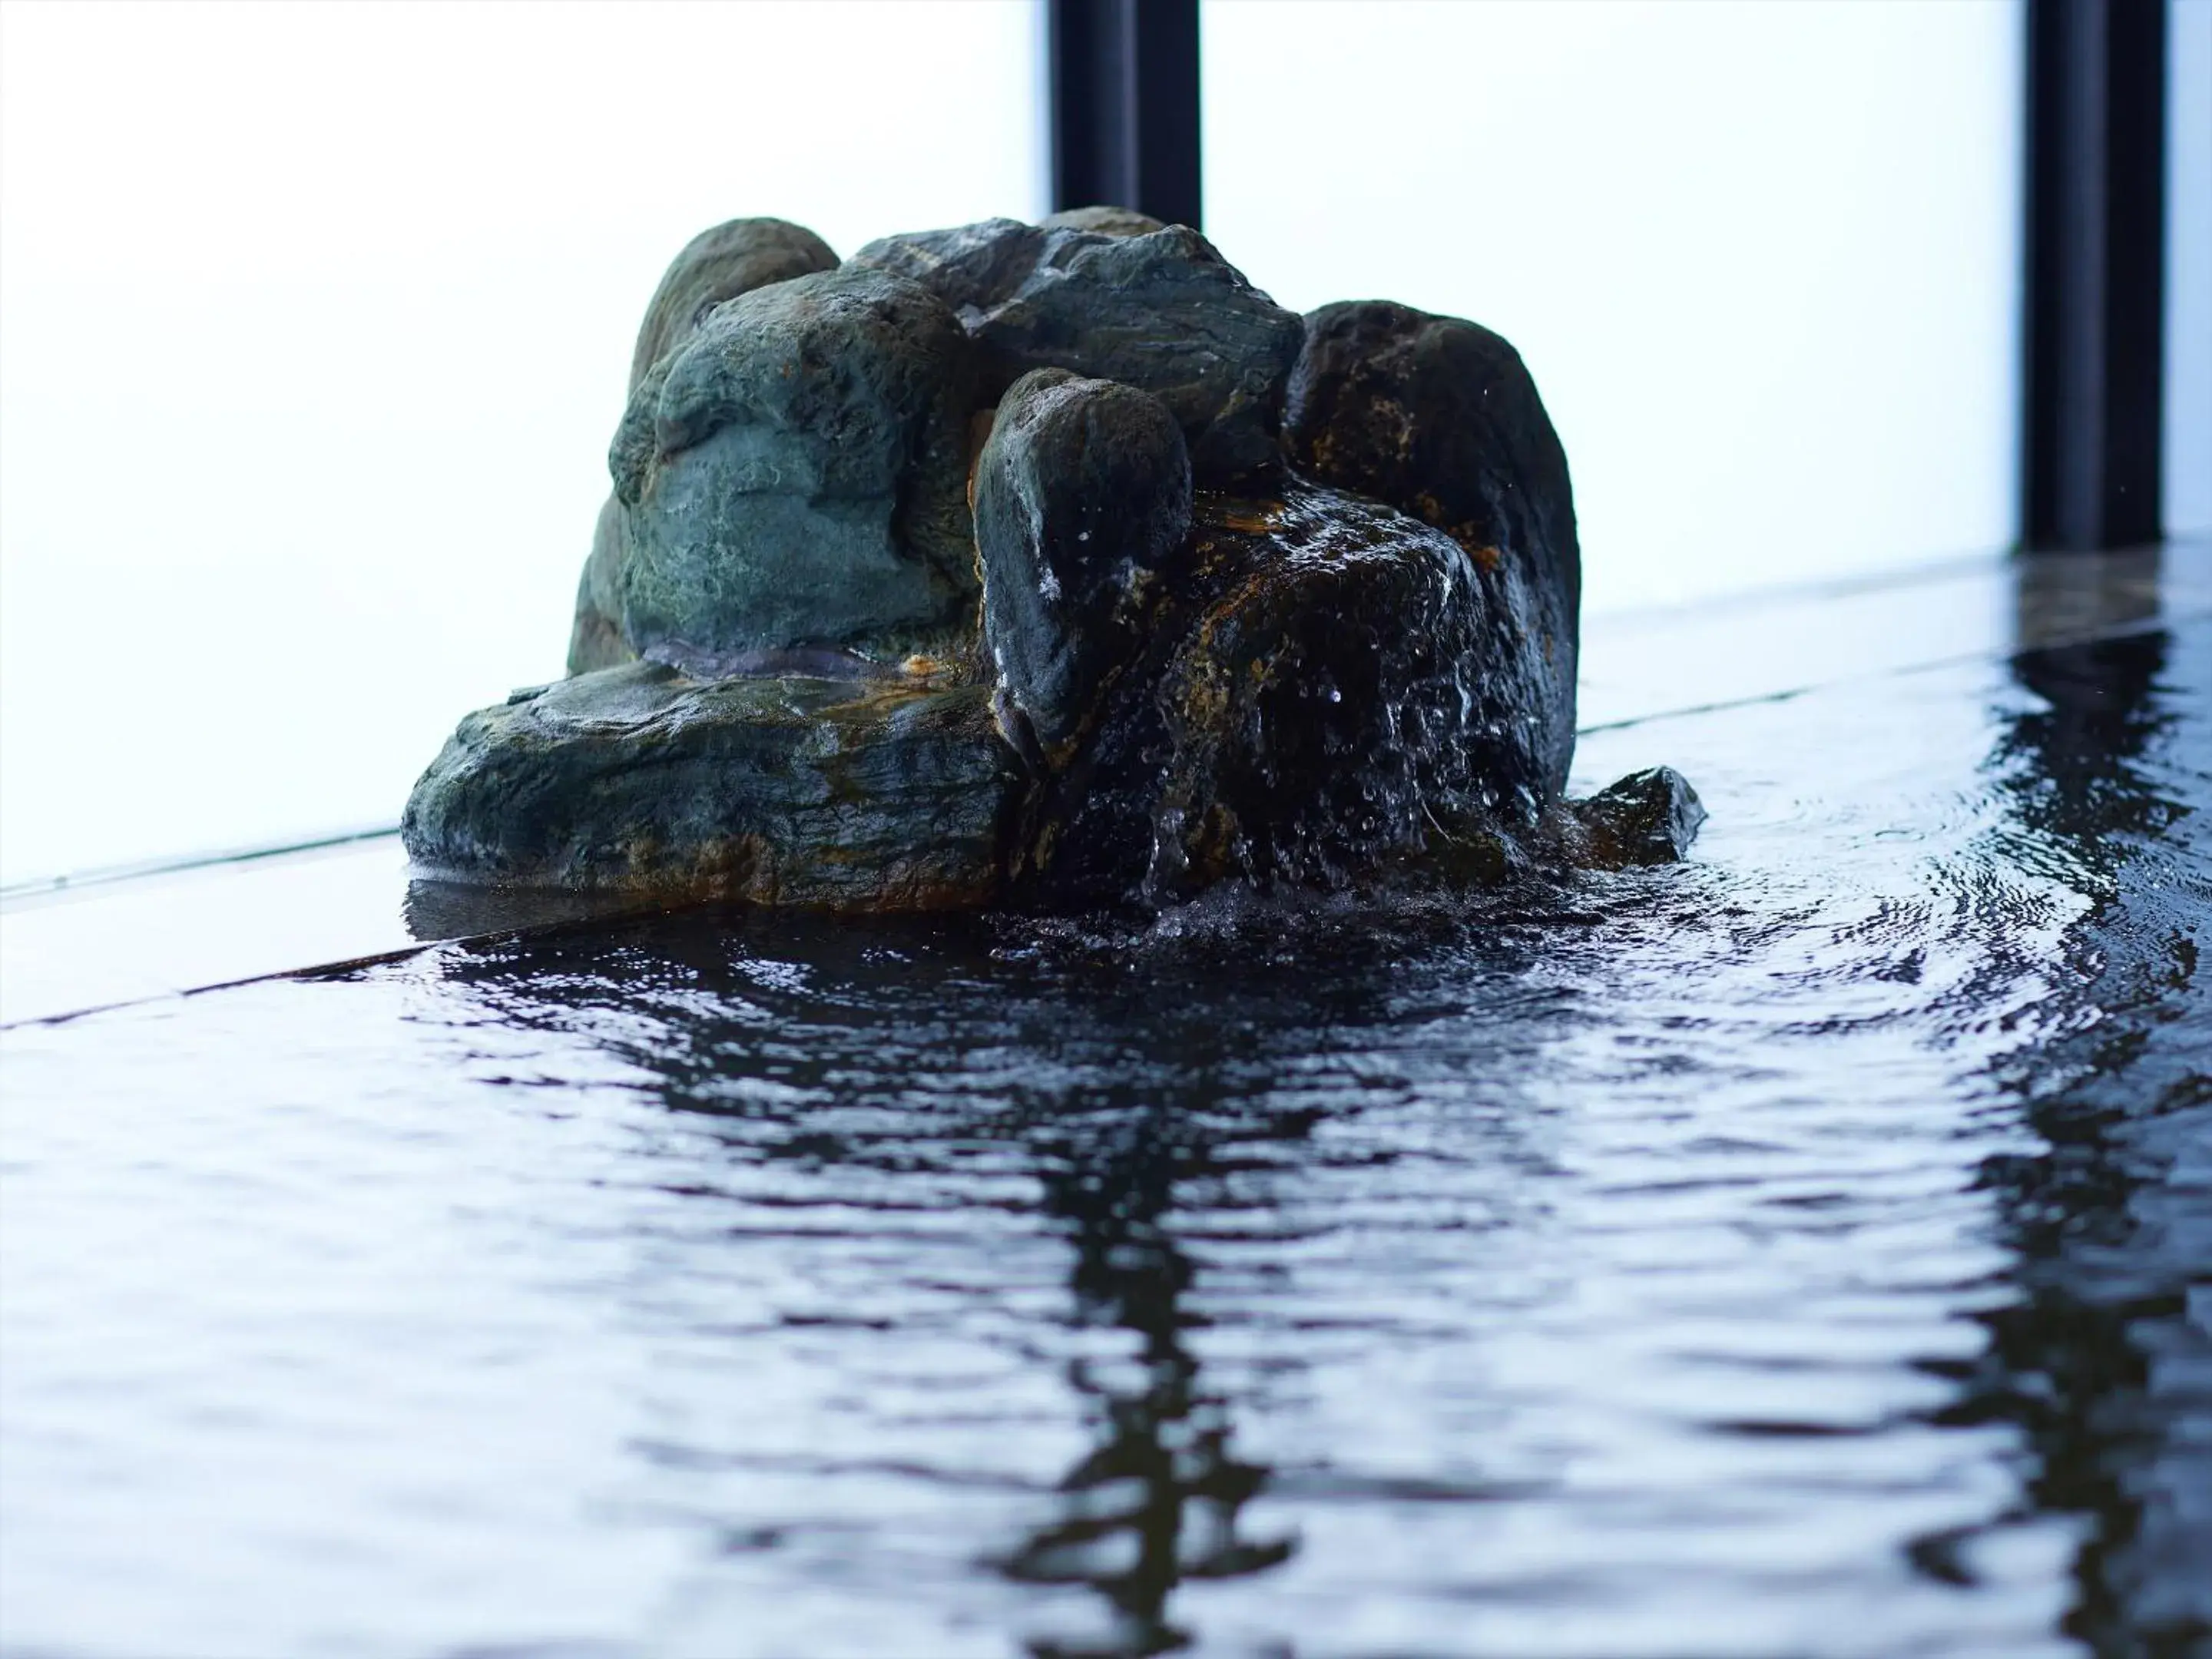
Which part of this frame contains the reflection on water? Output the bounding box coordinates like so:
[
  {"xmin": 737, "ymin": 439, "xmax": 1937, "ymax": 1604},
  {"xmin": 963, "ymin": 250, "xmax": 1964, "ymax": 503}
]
[
  {"xmin": 1, "ymin": 608, "xmax": 2206, "ymax": 1657},
  {"xmin": 1007, "ymin": 1110, "xmax": 1295, "ymax": 1659},
  {"xmin": 1936, "ymin": 623, "xmax": 2211, "ymax": 1657}
]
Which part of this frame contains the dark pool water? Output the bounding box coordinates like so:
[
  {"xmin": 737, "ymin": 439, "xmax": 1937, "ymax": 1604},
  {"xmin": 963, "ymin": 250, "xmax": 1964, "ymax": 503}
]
[{"xmin": 3, "ymin": 618, "xmax": 2207, "ymax": 1659}]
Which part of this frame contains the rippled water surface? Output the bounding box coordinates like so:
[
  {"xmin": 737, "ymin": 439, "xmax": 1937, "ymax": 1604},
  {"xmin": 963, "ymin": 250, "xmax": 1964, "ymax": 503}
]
[{"xmin": 3, "ymin": 619, "xmax": 2207, "ymax": 1659}]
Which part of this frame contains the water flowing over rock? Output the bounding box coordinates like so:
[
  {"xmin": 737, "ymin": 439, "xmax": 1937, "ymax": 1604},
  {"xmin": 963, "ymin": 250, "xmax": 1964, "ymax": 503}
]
[
  {"xmin": 1286, "ymin": 300, "xmax": 1581, "ymax": 793},
  {"xmin": 1571, "ymin": 767, "xmax": 1708, "ymax": 868},
  {"xmin": 409, "ymin": 207, "xmax": 1697, "ymax": 912},
  {"xmin": 1008, "ymin": 484, "xmax": 1560, "ymax": 909}
]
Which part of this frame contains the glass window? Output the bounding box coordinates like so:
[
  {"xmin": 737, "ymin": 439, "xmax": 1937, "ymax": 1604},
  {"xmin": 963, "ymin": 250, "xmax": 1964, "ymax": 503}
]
[
  {"xmin": 1202, "ymin": 0, "xmax": 2024, "ymax": 611},
  {"xmin": 0, "ymin": 0, "xmax": 1048, "ymax": 884},
  {"xmin": 2169, "ymin": 0, "xmax": 2212, "ymax": 536}
]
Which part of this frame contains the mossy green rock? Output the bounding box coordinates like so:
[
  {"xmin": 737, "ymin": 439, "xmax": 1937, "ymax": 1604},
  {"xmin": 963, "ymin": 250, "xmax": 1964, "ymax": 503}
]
[
  {"xmin": 403, "ymin": 662, "xmax": 1021, "ymax": 909},
  {"xmin": 625, "ymin": 216, "xmax": 839, "ymax": 394},
  {"xmin": 570, "ymin": 218, "xmax": 841, "ymax": 677},
  {"xmin": 609, "ymin": 267, "xmax": 980, "ymax": 667}
]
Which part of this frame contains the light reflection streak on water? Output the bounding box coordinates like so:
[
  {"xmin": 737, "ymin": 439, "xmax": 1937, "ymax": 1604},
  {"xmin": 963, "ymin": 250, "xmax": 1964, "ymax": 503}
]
[{"xmin": 0, "ymin": 621, "xmax": 2205, "ymax": 1658}]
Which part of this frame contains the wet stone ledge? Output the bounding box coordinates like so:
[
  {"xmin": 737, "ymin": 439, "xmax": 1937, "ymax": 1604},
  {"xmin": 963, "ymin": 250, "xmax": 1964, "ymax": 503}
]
[{"xmin": 405, "ymin": 664, "xmax": 1017, "ymax": 910}]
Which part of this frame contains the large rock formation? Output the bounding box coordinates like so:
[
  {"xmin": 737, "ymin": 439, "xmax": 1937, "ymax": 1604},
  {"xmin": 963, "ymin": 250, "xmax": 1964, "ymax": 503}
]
[{"xmin": 409, "ymin": 208, "xmax": 1694, "ymax": 912}]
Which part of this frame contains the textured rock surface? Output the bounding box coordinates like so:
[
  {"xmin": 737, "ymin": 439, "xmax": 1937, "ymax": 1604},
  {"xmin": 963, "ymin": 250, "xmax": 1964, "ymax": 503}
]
[
  {"xmin": 846, "ymin": 217, "xmax": 1043, "ymax": 320},
  {"xmin": 973, "ymin": 369, "xmax": 1192, "ymax": 756},
  {"xmin": 1038, "ymin": 204, "xmax": 1166, "ymax": 237},
  {"xmin": 626, "ymin": 217, "xmax": 839, "ymax": 392},
  {"xmin": 567, "ymin": 497, "xmax": 635, "ymax": 674},
  {"xmin": 404, "ymin": 662, "xmax": 1020, "ymax": 908},
  {"xmin": 570, "ymin": 218, "xmax": 839, "ymax": 675},
  {"xmin": 416, "ymin": 211, "xmax": 1679, "ymax": 912},
  {"xmin": 1286, "ymin": 301, "xmax": 1581, "ymax": 793},
  {"xmin": 1009, "ymin": 483, "xmax": 1565, "ymax": 909},
  {"xmin": 851, "ymin": 220, "xmax": 1301, "ymax": 482},
  {"xmin": 611, "ymin": 267, "xmax": 979, "ymax": 666},
  {"xmin": 1571, "ymin": 767, "xmax": 1707, "ymax": 868}
]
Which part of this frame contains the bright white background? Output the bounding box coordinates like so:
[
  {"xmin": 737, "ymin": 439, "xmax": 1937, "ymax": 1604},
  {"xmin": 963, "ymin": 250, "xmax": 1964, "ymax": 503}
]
[
  {"xmin": 1204, "ymin": 0, "xmax": 2027, "ymax": 614},
  {"xmin": 3, "ymin": 1, "xmax": 2198, "ymax": 886},
  {"xmin": 0, "ymin": 0, "xmax": 1048, "ymax": 885}
]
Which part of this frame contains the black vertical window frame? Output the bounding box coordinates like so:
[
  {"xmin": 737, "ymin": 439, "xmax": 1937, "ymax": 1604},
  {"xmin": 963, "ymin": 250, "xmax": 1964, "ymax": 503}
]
[
  {"xmin": 1048, "ymin": 0, "xmax": 1203, "ymax": 230},
  {"xmin": 2024, "ymin": 0, "xmax": 2169, "ymax": 551}
]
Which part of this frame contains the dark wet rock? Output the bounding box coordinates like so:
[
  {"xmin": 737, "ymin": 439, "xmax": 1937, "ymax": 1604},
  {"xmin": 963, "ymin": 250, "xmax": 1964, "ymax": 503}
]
[
  {"xmin": 1039, "ymin": 204, "xmax": 1167, "ymax": 237},
  {"xmin": 978, "ymin": 226, "xmax": 1300, "ymax": 482},
  {"xmin": 1286, "ymin": 301, "xmax": 1581, "ymax": 793},
  {"xmin": 610, "ymin": 266, "xmax": 980, "ymax": 666},
  {"xmin": 974, "ymin": 369, "xmax": 1192, "ymax": 757},
  {"xmin": 1571, "ymin": 767, "xmax": 1707, "ymax": 867},
  {"xmin": 851, "ymin": 220, "xmax": 1301, "ymax": 483},
  {"xmin": 403, "ymin": 661, "xmax": 1021, "ymax": 909},
  {"xmin": 846, "ymin": 217, "xmax": 1044, "ymax": 320},
  {"xmin": 626, "ymin": 217, "xmax": 838, "ymax": 392},
  {"xmin": 1011, "ymin": 483, "xmax": 1566, "ymax": 909}
]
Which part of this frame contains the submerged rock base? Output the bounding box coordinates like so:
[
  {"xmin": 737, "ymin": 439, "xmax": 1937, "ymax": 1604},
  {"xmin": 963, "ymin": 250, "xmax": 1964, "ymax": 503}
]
[{"xmin": 406, "ymin": 209, "xmax": 1700, "ymax": 912}]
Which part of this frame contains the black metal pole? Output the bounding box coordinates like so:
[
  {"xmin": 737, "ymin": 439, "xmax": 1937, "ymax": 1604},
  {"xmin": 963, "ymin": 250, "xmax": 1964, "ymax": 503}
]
[
  {"xmin": 2023, "ymin": 0, "xmax": 2168, "ymax": 551},
  {"xmin": 1048, "ymin": 0, "xmax": 1202, "ymax": 230}
]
